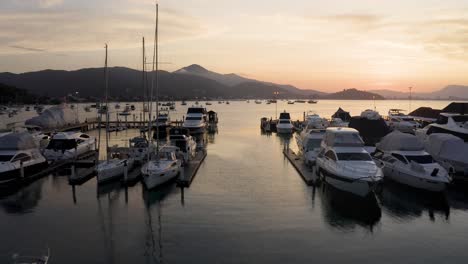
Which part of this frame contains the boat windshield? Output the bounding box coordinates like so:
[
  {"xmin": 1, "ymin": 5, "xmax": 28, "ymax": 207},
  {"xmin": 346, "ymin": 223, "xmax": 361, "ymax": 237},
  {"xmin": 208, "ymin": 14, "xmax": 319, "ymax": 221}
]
[
  {"xmin": 279, "ymin": 120, "xmax": 290, "ymax": 124},
  {"xmin": 305, "ymin": 139, "xmax": 322, "ymax": 151},
  {"xmin": 186, "ymin": 116, "xmax": 202, "ymax": 121},
  {"xmin": 336, "ymin": 152, "xmax": 372, "ymax": 161},
  {"xmin": 0, "ymin": 155, "xmax": 13, "ymax": 162},
  {"xmin": 405, "ymin": 155, "xmax": 434, "ymax": 164},
  {"xmin": 46, "ymin": 139, "xmax": 77, "ymax": 150},
  {"xmin": 187, "ymin": 108, "xmax": 205, "ymax": 114}
]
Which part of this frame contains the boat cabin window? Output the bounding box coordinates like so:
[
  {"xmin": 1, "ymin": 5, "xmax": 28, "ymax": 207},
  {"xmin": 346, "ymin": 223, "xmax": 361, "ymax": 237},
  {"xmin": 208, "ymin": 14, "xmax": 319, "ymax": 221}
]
[
  {"xmin": 46, "ymin": 139, "xmax": 78, "ymax": 150},
  {"xmin": 405, "ymin": 155, "xmax": 434, "ymax": 164},
  {"xmin": 0, "ymin": 155, "xmax": 14, "ymax": 162},
  {"xmin": 391, "ymin": 153, "xmax": 407, "ymax": 164},
  {"xmin": 325, "ymin": 151, "xmax": 337, "ymax": 161},
  {"xmin": 452, "ymin": 115, "xmax": 468, "ymax": 123},
  {"xmin": 186, "ymin": 116, "xmax": 202, "ymax": 121},
  {"xmin": 12, "ymin": 153, "xmax": 31, "ymax": 163},
  {"xmin": 336, "ymin": 152, "xmax": 372, "ymax": 161},
  {"xmin": 305, "ymin": 139, "xmax": 322, "ymax": 151},
  {"xmin": 187, "ymin": 108, "xmax": 206, "ymax": 114},
  {"xmin": 79, "ymin": 134, "xmax": 90, "ymax": 139},
  {"xmin": 279, "ymin": 120, "xmax": 291, "ymax": 124},
  {"xmin": 436, "ymin": 115, "xmax": 449, "ymax": 125}
]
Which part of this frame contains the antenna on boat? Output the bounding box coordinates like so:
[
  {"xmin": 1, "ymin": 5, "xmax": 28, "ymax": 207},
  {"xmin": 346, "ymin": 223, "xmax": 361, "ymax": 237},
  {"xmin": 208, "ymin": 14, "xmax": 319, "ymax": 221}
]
[
  {"xmin": 104, "ymin": 44, "xmax": 110, "ymax": 162},
  {"xmin": 153, "ymin": 2, "xmax": 160, "ymax": 153}
]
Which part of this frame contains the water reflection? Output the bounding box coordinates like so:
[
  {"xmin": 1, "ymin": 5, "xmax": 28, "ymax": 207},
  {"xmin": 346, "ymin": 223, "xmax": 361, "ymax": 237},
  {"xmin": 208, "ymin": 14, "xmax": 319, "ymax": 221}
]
[
  {"xmin": 320, "ymin": 184, "xmax": 381, "ymax": 232},
  {"xmin": 379, "ymin": 180, "xmax": 450, "ymax": 222},
  {"xmin": 0, "ymin": 179, "xmax": 45, "ymax": 214},
  {"xmin": 142, "ymin": 184, "xmax": 177, "ymax": 264}
]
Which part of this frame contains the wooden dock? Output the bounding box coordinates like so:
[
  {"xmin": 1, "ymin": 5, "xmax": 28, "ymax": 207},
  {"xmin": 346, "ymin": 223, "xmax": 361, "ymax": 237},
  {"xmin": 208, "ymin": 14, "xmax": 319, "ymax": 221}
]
[
  {"xmin": 283, "ymin": 148, "xmax": 318, "ymax": 185},
  {"xmin": 177, "ymin": 150, "xmax": 207, "ymax": 187},
  {"xmin": 68, "ymin": 166, "xmax": 96, "ymax": 185}
]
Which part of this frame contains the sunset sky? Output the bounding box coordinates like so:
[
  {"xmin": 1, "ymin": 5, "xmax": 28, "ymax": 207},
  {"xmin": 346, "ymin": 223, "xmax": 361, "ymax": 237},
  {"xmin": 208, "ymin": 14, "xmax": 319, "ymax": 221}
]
[{"xmin": 1, "ymin": 0, "xmax": 468, "ymax": 92}]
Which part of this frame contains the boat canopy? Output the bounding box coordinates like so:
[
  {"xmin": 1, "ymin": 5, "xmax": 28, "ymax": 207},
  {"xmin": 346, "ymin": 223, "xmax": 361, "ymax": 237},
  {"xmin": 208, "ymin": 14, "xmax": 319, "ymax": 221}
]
[
  {"xmin": 323, "ymin": 130, "xmax": 364, "ymax": 147},
  {"xmin": 425, "ymin": 133, "xmax": 468, "ymax": 164},
  {"xmin": 348, "ymin": 116, "xmax": 390, "ymax": 146},
  {"xmin": 442, "ymin": 102, "xmax": 468, "ymax": 115},
  {"xmin": 25, "ymin": 105, "xmax": 78, "ymax": 129},
  {"xmin": 0, "ymin": 132, "xmax": 37, "ymax": 150},
  {"xmin": 331, "ymin": 107, "xmax": 351, "ymax": 122},
  {"xmin": 377, "ymin": 131, "xmax": 424, "ymax": 151}
]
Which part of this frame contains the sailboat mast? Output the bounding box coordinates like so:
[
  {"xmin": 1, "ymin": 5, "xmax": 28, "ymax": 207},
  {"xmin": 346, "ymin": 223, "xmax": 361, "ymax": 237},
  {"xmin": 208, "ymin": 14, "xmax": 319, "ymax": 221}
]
[
  {"xmin": 104, "ymin": 44, "xmax": 110, "ymax": 161},
  {"xmin": 155, "ymin": 3, "xmax": 160, "ymax": 152}
]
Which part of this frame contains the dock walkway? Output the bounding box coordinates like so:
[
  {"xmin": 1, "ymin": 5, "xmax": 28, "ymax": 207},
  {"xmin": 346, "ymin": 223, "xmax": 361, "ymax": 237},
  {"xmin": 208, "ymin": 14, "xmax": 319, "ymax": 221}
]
[
  {"xmin": 177, "ymin": 150, "xmax": 207, "ymax": 187},
  {"xmin": 283, "ymin": 148, "xmax": 318, "ymax": 185}
]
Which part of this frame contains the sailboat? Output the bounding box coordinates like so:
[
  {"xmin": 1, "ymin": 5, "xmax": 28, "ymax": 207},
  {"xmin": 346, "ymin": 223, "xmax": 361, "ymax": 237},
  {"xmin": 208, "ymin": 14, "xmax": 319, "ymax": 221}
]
[
  {"xmin": 141, "ymin": 3, "xmax": 181, "ymax": 189},
  {"xmin": 96, "ymin": 44, "xmax": 135, "ymax": 183}
]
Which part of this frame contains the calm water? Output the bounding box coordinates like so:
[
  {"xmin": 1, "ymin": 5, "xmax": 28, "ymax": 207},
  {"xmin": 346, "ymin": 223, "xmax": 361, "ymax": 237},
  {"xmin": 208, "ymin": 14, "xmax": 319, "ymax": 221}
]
[{"xmin": 1, "ymin": 100, "xmax": 468, "ymax": 263}]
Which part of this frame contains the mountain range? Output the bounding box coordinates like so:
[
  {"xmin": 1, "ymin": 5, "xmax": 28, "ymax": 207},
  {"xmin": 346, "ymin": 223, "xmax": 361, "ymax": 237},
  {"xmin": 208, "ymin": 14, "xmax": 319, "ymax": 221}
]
[{"xmin": 0, "ymin": 64, "xmax": 466, "ymax": 100}]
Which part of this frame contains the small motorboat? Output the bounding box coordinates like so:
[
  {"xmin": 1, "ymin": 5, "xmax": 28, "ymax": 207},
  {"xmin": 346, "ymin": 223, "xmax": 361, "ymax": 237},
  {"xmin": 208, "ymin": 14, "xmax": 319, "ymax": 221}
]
[
  {"xmin": 43, "ymin": 132, "xmax": 96, "ymax": 161},
  {"xmin": 373, "ymin": 131, "xmax": 451, "ymax": 192}
]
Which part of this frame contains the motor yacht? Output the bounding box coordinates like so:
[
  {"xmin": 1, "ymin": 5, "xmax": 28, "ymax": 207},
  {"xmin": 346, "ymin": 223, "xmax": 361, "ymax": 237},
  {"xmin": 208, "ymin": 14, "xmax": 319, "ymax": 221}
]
[
  {"xmin": 424, "ymin": 133, "xmax": 468, "ymax": 181},
  {"xmin": 0, "ymin": 132, "xmax": 47, "ymax": 184},
  {"xmin": 152, "ymin": 111, "xmax": 171, "ymax": 138},
  {"xmin": 416, "ymin": 113, "xmax": 468, "ymax": 142},
  {"xmin": 182, "ymin": 106, "xmax": 207, "ymax": 134},
  {"xmin": 304, "ymin": 113, "xmax": 328, "ymax": 129},
  {"xmin": 276, "ymin": 111, "xmax": 294, "ymax": 134},
  {"xmin": 168, "ymin": 128, "xmax": 197, "ymax": 164},
  {"xmin": 386, "ymin": 109, "xmax": 420, "ymax": 134},
  {"xmin": 295, "ymin": 128, "xmax": 325, "ymax": 167},
  {"xmin": 43, "ymin": 132, "xmax": 96, "ymax": 161},
  {"xmin": 128, "ymin": 136, "xmax": 150, "ymax": 163},
  {"xmin": 255, "ymin": 100, "xmax": 262, "ymax": 104},
  {"xmin": 316, "ymin": 127, "xmax": 384, "ymax": 197},
  {"xmin": 373, "ymin": 131, "xmax": 450, "ymax": 192},
  {"xmin": 141, "ymin": 146, "xmax": 182, "ymax": 189}
]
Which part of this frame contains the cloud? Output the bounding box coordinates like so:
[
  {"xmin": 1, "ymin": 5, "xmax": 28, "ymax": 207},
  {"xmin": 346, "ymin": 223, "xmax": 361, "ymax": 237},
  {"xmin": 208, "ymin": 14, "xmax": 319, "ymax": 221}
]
[
  {"xmin": 38, "ymin": 0, "xmax": 63, "ymax": 8},
  {"xmin": 9, "ymin": 45, "xmax": 46, "ymax": 52}
]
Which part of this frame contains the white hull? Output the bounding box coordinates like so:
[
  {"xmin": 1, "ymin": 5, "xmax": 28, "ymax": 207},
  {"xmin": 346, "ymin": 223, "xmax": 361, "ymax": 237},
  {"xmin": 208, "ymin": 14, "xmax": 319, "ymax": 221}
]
[
  {"xmin": 383, "ymin": 167, "xmax": 447, "ymax": 192},
  {"xmin": 44, "ymin": 143, "xmax": 95, "ymax": 161},
  {"xmin": 97, "ymin": 159, "xmax": 134, "ymax": 183},
  {"xmin": 143, "ymin": 168, "xmax": 179, "ymax": 189},
  {"xmin": 319, "ymin": 169, "xmax": 375, "ymax": 197},
  {"xmin": 277, "ymin": 127, "xmax": 293, "ymax": 134}
]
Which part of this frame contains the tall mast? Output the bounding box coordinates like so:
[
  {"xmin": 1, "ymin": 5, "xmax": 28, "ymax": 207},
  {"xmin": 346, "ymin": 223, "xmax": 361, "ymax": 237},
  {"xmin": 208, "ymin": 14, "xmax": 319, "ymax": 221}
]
[
  {"xmin": 104, "ymin": 44, "xmax": 110, "ymax": 161},
  {"xmin": 142, "ymin": 37, "xmax": 146, "ymax": 122},
  {"xmin": 154, "ymin": 3, "xmax": 160, "ymax": 152}
]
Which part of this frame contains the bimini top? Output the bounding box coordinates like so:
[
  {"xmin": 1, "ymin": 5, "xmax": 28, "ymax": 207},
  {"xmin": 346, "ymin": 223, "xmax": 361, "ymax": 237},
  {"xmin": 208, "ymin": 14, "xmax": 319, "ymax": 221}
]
[
  {"xmin": 0, "ymin": 132, "xmax": 37, "ymax": 150},
  {"xmin": 377, "ymin": 131, "xmax": 424, "ymax": 152},
  {"xmin": 323, "ymin": 127, "xmax": 364, "ymax": 147}
]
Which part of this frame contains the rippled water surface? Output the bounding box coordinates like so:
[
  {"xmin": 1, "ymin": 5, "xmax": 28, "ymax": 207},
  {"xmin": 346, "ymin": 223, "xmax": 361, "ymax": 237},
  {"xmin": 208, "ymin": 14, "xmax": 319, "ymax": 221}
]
[{"xmin": 1, "ymin": 100, "xmax": 468, "ymax": 263}]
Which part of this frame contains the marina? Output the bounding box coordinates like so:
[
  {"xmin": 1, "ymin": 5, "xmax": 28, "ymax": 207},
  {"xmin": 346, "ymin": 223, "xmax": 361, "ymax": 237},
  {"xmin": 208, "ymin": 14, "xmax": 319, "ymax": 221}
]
[{"xmin": 1, "ymin": 100, "xmax": 468, "ymax": 263}]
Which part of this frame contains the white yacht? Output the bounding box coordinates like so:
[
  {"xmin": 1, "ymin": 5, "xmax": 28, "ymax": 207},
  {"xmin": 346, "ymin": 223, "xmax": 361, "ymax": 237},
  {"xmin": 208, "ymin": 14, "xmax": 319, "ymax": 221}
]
[
  {"xmin": 295, "ymin": 129, "xmax": 325, "ymax": 167},
  {"xmin": 0, "ymin": 132, "xmax": 47, "ymax": 183},
  {"xmin": 182, "ymin": 106, "xmax": 207, "ymax": 134},
  {"xmin": 128, "ymin": 136, "xmax": 150, "ymax": 163},
  {"xmin": 424, "ymin": 133, "xmax": 468, "ymax": 181},
  {"xmin": 152, "ymin": 111, "xmax": 171, "ymax": 137},
  {"xmin": 168, "ymin": 128, "xmax": 197, "ymax": 164},
  {"xmin": 276, "ymin": 111, "xmax": 294, "ymax": 134},
  {"xmin": 316, "ymin": 127, "xmax": 384, "ymax": 197},
  {"xmin": 255, "ymin": 100, "xmax": 262, "ymax": 104},
  {"xmin": 386, "ymin": 109, "xmax": 420, "ymax": 134},
  {"xmin": 304, "ymin": 113, "xmax": 328, "ymax": 129},
  {"xmin": 373, "ymin": 131, "xmax": 450, "ymax": 192},
  {"xmin": 141, "ymin": 146, "xmax": 182, "ymax": 189},
  {"xmin": 416, "ymin": 113, "xmax": 468, "ymax": 142},
  {"xmin": 43, "ymin": 132, "xmax": 96, "ymax": 161}
]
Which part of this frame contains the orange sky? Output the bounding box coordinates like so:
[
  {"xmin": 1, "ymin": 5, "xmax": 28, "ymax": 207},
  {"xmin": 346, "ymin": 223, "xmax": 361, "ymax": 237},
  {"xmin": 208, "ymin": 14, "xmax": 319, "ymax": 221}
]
[{"xmin": 1, "ymin": 0, "xmax": 468, "ymax": 92}]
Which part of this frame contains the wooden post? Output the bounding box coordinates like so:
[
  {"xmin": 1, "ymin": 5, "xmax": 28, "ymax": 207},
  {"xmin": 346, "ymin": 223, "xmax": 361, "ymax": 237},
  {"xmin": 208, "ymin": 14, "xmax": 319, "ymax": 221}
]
[
  {"xmin": 20, "ymin": 161, "xmax": 24, "ymax": 178},
  {"xmin": 123, "ymin": 160, "xmax": 128, "ymax": 182},
  {"xmin": 71, "ymin": 164, "xmax": 76, "ymax": 180},
  {"xmin": 303, "ymin": 112, "xmax": 305, "ymax": 122}
]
